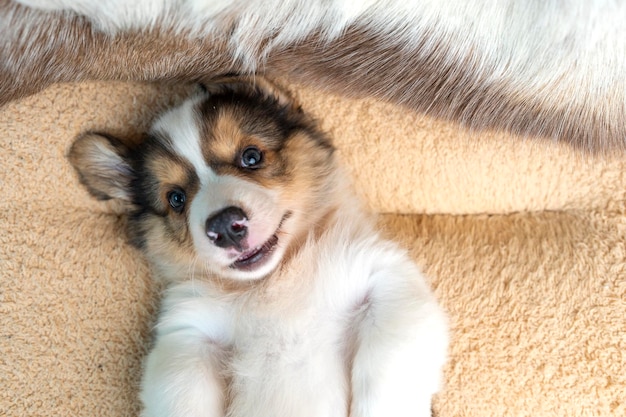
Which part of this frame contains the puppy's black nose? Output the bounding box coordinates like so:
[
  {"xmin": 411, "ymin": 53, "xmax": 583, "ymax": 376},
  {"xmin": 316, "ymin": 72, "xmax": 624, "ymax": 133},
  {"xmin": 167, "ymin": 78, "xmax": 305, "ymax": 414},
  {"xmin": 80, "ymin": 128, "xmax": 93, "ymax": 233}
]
[{"xmin": 206, "ymin": 206, "xmax": 248, "ymax": 249}]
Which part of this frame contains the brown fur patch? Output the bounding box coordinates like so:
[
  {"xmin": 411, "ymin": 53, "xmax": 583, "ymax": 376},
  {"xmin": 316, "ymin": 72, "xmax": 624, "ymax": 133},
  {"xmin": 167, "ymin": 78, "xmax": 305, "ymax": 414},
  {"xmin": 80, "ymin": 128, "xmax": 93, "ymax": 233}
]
[
  {"xmin": 0, "ymin": 1, "xmax": 237, "ymax": 106},
  {"xmin": 193, "ymin": 82, "xmax": 326, "ymax": 190},
  {"xmin": 134, "ymin": 139, "xmax": 202, "ymax": 252},
  {"xmin": 201, "ymin": 112, "xmax": 290, "ymax": 186},
  {"xmin": 145, "ymin": 153, "xmax": 198, "ymax": 213},
  {"xmin": 201, "ymin": 113, "xmax": 246, "ymax": 165}
]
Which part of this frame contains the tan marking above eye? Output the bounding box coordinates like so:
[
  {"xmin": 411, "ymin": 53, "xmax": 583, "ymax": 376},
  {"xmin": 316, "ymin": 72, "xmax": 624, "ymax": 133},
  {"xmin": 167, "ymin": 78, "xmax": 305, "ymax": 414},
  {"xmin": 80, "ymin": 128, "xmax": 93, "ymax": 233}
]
[
  {"xmin": 148, "ymin": 156, "xmax": 190, "ymax": 188},
  {"xmin": 201, "ymin": 110, "xmax": 288, "ymax": 167},
  {"xmin": 145, "ymin": 154, "xmax": 198, "ymax": 213},
  {"xmin": 203, "ymin": 120, "xmax": 272, "ymax": 170},
  {"xmin": 202, "ymin": 114, "xmax": 247, "ymax": 164}
]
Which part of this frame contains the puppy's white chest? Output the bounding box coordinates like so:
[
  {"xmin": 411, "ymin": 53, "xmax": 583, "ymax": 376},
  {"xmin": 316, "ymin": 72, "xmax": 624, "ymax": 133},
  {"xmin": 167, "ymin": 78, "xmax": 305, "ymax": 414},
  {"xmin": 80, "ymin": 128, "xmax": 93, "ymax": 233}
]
[{"xmin": 226, "ymin": 291, "xmax": 352, "ymax": 417}]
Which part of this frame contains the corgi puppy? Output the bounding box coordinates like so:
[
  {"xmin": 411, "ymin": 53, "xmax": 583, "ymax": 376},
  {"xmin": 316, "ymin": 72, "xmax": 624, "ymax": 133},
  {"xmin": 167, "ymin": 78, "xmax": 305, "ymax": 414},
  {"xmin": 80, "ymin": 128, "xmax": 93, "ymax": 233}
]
[{"xmin": 68, "ymin": 77, "xmax": 448, "ymax": 417}]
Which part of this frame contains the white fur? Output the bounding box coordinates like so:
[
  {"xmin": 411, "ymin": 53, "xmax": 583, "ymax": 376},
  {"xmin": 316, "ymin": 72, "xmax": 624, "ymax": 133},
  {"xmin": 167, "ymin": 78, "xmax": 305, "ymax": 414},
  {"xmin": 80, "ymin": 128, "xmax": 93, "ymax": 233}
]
[
  {"xmin": 152, "ymin": 95, "xmax": 214, "ymax": 183},
  {"xmin": 141, "ymin": 218, "xmax": 448, "ymax": 417},
  {"xmin": 136, "ymin": 93, "xmax": 449, "ymax": 416},
  {"xmin": 187, "ymin": 172, "xmax": 287, "ymax": 281}
]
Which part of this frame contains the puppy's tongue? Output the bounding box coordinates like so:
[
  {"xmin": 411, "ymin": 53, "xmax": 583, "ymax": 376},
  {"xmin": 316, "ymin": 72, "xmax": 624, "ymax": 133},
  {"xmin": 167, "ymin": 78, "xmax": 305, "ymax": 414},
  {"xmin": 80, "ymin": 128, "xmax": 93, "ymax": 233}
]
[{"xmin": 233, "ymin": 234, "xmax": 279, "ymax": 268}]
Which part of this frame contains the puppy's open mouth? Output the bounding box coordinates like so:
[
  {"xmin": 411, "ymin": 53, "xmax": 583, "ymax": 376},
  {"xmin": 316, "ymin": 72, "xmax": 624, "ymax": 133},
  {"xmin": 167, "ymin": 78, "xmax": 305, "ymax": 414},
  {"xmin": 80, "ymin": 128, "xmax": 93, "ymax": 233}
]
[
  {"xmin": 230, "ymin": 211, "xmax": 291, "ymax": 271},
  {"xmin": 231, "ymin": 233, "xmax": 279, "ymax": 270}
]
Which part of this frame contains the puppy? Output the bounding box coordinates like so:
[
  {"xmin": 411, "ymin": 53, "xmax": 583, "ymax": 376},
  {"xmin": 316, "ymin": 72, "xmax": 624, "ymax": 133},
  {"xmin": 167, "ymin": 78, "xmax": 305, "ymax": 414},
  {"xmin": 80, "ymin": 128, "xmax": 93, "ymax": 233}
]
[
  {"xmin": 68, "ymin": 77, "xmax": 448, "ymax": 417},
  {"xmin": 5, "ymin": 0, "xmax": 626, "ymax": 150}
]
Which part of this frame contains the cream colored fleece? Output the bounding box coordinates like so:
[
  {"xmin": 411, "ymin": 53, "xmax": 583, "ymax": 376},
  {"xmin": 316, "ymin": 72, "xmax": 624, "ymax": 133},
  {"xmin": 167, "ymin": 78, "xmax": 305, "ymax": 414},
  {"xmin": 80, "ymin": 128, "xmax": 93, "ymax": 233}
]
[{"xmin": 1, "ymin": 81, "xmax": 624, "ymax": 417}]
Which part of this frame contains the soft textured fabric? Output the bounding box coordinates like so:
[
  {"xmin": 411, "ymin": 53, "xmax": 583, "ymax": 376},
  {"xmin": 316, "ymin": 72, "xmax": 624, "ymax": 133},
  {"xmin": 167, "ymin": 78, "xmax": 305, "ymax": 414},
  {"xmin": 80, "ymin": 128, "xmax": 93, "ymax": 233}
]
[{"xmin": 1, "ymin": 81, "xmax": 625, "ymax": 417}]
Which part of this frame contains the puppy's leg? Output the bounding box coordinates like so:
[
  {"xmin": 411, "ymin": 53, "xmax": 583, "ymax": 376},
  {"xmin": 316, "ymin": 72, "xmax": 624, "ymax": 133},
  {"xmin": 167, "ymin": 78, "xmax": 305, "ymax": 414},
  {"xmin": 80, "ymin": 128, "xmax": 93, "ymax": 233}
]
[
  {"xmin": 140, "ymin": 285, "xmax": 235, "ymax": 417},
  {"xmin": 350, "ymin": 258, "xmax": 448, "ymax": 417},
  {"xmin": 141, "ymin": 329, "xmax": 227, "ymax": 417}
]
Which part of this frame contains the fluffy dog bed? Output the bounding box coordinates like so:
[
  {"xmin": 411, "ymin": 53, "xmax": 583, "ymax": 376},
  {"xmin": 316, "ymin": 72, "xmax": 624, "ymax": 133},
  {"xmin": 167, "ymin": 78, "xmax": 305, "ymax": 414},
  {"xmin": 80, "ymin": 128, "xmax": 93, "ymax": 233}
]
[{"xmin": 2, "ymin": 80, "xmax": 625, "ymax": 416}]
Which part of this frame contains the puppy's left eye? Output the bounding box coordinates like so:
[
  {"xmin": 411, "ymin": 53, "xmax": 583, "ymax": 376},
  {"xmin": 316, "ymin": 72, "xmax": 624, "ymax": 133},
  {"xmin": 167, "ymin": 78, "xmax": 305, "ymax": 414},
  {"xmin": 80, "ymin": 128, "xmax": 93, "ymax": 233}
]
[
  {"xmin": 240, "ymin": 146, "xmax": 263, "ymax": 169},
  {"xmin": 167, "ymin": 189, "xmax": 186, "ymax": 212}
]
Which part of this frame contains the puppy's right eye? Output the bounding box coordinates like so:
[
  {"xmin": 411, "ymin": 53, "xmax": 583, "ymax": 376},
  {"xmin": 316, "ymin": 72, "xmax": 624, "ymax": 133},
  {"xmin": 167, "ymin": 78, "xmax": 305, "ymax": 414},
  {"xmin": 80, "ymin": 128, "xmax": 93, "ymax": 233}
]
[
  {"xmin": 240, "ymin": 146, "xmax": 263, "ymax": 169},
  {"xmin": 167, "ymin": 189, "xmax": 186, "ymax": 212}
]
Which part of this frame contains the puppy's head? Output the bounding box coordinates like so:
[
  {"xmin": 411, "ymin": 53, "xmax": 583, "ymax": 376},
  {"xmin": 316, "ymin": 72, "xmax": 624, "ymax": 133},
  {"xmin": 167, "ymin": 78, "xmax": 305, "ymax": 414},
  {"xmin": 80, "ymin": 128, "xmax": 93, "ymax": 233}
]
[{"xmin": 69, "ymin": 77, "xmax": 336, "ymax": 283}]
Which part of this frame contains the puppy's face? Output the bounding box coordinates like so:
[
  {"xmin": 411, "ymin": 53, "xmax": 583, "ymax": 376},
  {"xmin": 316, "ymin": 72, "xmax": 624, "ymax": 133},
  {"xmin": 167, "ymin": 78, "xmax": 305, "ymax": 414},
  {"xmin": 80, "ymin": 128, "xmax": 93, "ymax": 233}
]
[{"xmin": 69, "ymin": 79, "xmax": 335, "ymax": 282}]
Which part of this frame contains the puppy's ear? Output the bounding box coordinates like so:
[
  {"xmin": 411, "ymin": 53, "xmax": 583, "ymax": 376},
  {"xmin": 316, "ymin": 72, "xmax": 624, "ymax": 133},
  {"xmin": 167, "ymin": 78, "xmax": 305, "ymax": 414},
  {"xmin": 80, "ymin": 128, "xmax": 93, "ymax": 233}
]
[
  {"xmin": 249, "ymin": 76, "xmax": 301, "ymax": 112},
  {"xmin": 68, "ymin": 132, "xmax": 135, "ymax": 203},
  {"xmin": 202, "ymin": 75, "xmax": 301, "ymax": 112}
]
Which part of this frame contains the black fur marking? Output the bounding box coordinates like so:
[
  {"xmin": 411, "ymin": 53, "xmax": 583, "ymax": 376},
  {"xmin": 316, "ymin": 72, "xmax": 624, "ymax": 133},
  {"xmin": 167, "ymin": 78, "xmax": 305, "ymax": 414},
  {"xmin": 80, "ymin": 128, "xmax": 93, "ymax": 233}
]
[
  {"xmin": 196, "ymin": 83, "xmax": 334, "ymax": 186},
  {"xmin": 122, "ymin": 133, "xmax": 200, "ymax": 249}
]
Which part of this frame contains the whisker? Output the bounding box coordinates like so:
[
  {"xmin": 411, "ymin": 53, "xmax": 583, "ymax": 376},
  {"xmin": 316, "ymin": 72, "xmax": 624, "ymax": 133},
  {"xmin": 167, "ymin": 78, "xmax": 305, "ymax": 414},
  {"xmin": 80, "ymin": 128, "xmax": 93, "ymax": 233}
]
[{"xmin": 187, "ymin": 255, "xmax": 201, "ymax": 293}]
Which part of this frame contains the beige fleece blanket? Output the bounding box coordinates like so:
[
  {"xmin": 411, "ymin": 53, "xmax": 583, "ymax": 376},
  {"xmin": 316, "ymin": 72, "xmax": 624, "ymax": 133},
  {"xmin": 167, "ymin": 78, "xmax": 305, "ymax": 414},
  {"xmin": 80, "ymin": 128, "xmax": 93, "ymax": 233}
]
[{"xmin": 1, "ymin": 81, "xmax": 625, "ymax": 417}]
